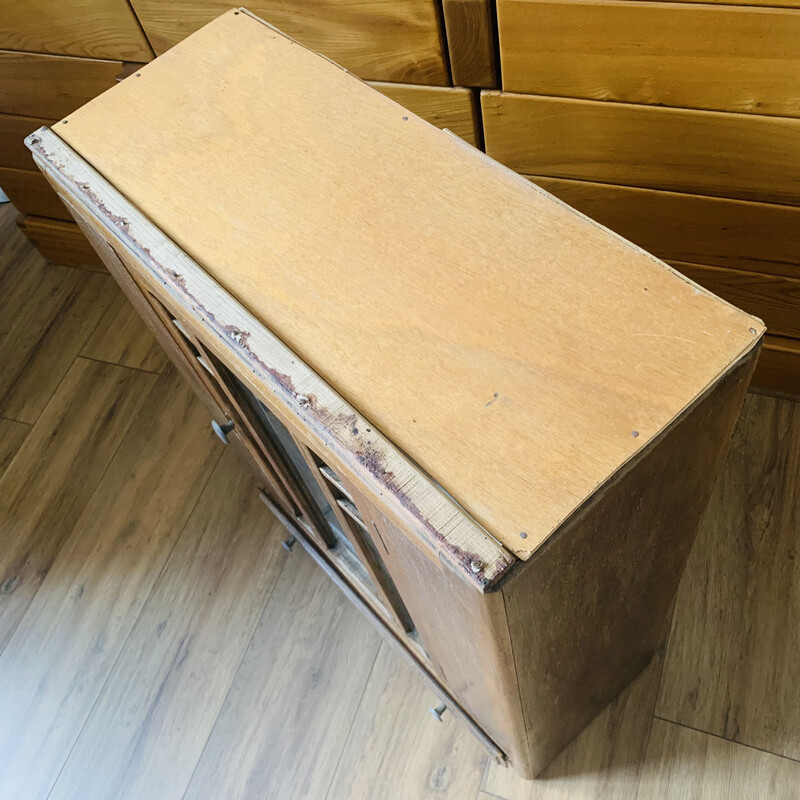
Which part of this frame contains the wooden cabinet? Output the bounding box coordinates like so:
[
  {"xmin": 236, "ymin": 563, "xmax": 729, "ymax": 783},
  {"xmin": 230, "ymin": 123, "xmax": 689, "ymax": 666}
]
[{"xmin": 28, "ymin": 10, "xmax": 763, "ymax": 777}]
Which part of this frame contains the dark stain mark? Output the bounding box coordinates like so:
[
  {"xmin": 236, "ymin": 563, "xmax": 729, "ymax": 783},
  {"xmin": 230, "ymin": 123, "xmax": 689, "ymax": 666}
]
[
  {"xmin": 485, "ymin": 392, "xmax": 499, "ymax": 407},
  {"xmin": 1, "ymin": 576, "xmax": 20, "ymax": 595}
]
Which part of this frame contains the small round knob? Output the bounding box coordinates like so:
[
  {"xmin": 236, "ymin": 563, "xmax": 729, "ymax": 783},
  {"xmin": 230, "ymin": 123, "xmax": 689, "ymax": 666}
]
[
  {"xmin": 281, "ymin": 536, "xmax": 297, "ymax": 552},
  {"xmin": 211, "ymin": 419, "xmax": 235, "ymax": 444},
  {"xmin": 429, "ymin": 703, "xmax": 447, "ymax": 722}
]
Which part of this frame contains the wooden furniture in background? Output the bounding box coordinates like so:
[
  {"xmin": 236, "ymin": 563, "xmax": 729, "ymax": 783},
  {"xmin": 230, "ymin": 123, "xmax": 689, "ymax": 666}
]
[{"xmin": 28, "ymin": 10, "xmax": 763, "ymax": 777}]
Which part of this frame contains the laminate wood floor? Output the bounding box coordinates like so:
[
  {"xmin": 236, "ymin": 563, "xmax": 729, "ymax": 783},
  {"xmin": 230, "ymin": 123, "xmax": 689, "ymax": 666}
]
[{"xmin": 1, "ymin": 201, "xmax": 799, "ymax": 798}]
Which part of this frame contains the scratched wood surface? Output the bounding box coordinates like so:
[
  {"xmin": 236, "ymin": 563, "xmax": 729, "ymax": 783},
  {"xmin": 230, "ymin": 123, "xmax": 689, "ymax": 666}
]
[
  {"xmin": 54, "ymin": 9, "xmax": 762, "ymax": 557},
  {"xmin": 1, "ymin": 202, "xmax": 800, "ymax": 797}
]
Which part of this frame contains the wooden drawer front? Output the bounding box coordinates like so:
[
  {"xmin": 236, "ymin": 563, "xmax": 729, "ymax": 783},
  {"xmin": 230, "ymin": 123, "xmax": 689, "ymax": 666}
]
[
  {"xmin": 669, "ymin": 262, "xmax": 800, "ymax": 341},
  {"xmin": 441, "ymin": 0, "xmax": 498, "ymax": 88},
  {"xmin": 531, "ymin": 177, "xmax": 800, "ymax": 280},
  {"xmin": 0, "ymin": 51, "xmax": 124, "ymax": 119},
  {"xmin": 482, "ymin": 92, "xmax": 800, "ymax": 205},
  {"xmin": 753, "ymin": 335, "xmax": 800, "ymax": 397},
  {"xmin": 368, "ymin": 82, "xmax": 477, "ymax": 145},
  {"xmin": 1, "ymin": 167, "xmax": 70, "ymax": 219},
  {"xmin": 0, "ymin": 0, "xmax": 152, "ymax": 61},
  {"xmin": 128, "ymin": 2, "xmax": 448, "ymax": 85},
  {"xmin": 0, "ymin": 113, "xmax": 55, "ymax": 170},
  {"xmin": 497, "ymin": 0, "xmax": 800, "ymax": 117},
  {"xmin": 16, "ymin": 215, "xmax": 104, "ymax": 270}
]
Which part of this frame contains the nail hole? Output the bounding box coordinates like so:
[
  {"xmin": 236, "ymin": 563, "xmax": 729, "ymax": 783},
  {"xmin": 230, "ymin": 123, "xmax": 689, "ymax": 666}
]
[
  {"xmin": 632, "ymin": 430, "xmax": 640, "ymax": 437},
  {"xmin": 135, "ymin": 73, "xmax": 141, "ymax": 77},
  {"xmin": 61, "ymin": 120, "xmax": 68, "ymax": 124},
  {"xmin": 402, "ymin": 116, "xmax": 408, "ymax": 121}
]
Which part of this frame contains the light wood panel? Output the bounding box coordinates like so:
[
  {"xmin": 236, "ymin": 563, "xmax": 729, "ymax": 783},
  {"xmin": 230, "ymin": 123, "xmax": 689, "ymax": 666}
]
[
  {"xmin": 326, "ymin": 642, "xmax": 487, "ymax": 799},
  {"xmin": 81, "ymin": 283, "xmax": 169, "ymax": 372},
  {"xmin": 482, "ymin": 92, "xmax": 800, "ymax": 205},
  {"xmin": 0, "ymin": 166, "xmax": 70, "ymax": 219},
  {"xmin": 0, "ymin": 418, "xmax": 28, "ymax": 478},
  {"xmin": 129, "ymin": 0, "xmax": 448, "ymax": 84},
  {"xmin": 497, "ymin": 0, "xmax": 800, "ymax": 117},
  {"xmin": 482, "ymin": 653, "xmax": 662, "ymax": 799},
  {"xmin": 0, "ymin": 113, "xmax": 53, "ymax": 170},
  {"xmin": 0, "ymin": 366, "xmax": 222, "ymax": 800},
  {"xmin": 667, "ymin": 261, "xmax": 800, "ymax": 340},
  {"xmin": 44, "ymin": 449, "xmax": 283, "ymax": 800},
  {"xmin": 369, "ymin": 82, "xmax": 478, "ymax": 145},
  {"xmin": 656, "ymin": 393, "xmax": 800, "ymax": 760},
  {"xmin": 54, "ymin": 10, "xmax": 762, "ymax": 557},
  {"xmin": 0, "ymin": 0, "xmax": 152, "ymax": 61},
  {"xmin": 182, "ymin": 550, "xmax": 381, "ymax": 800},
  {"xmin": 16, "ymin": 215, "xmax": 105, "ymax": 270},
  {"xmin": 442, "ymin": 0, "xmax": 497, "ymax": 88},
  {"xmin": 0, "ymin": 270, "xmax": 116, "ymax": 424},
  {"xmin": 530, "ymin": 177, "xmax": 800, "ymax": 280},
  {"xmin": 753, "ymin": 335, "xmax": 800, "ymax": 397},
  {"xmin": 636, "ymin": 719, "xmax": 800, "ymax": 798},
  {"xmin": 0, "ymin": 50, "xmax": 124, "ymax": 118},
  {"xmin": 0, "ymin": 358, "xmax": 155, "ymax": 652}
]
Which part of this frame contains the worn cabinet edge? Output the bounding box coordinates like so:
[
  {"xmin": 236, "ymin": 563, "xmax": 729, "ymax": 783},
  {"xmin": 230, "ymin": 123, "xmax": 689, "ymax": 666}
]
[{"xmin": 26, "ymin": 126, "xmax": 516, "ymax": 591}]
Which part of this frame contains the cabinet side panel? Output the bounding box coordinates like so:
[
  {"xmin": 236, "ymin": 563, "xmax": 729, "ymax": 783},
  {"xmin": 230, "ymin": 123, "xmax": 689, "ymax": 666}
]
[
  {"xmin": 502, "ymin": 351, "xmax": 758, "ymax": 776},
  {"xmin": 360, "ymin": 501, "xmax": 532, "ymax": 775}
]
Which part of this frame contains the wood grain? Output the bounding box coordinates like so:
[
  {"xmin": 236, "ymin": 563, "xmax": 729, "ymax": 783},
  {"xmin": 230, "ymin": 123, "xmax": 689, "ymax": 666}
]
[
  {"xmin": 16, "ymin": 215, "xmax": 105, "ymax": 271},
  {"xmin": 0, "ymin": 269, "xmax": 116, "ymax": 424},
  {"xmin": 482, "ymin": 92, "xmax": 800, "ymax": 205},
  {"xmin": 81, "ymin": 282, "xmax": 169, "ymax": 372},
  {"xmin": 0, "ymin": 166, "xmax": 70, "ymax": 219},
  {"xmin": 369, "ymin": 81, "xmax": 478, "ymax": 145},
  {"xmin": 0, "ymin": 0, "xmax": 152, "ymax": 61},
  {"xmin": 44, "ymin": 449, "xmax": 283, "ymax": 800},
  {"xmin": 497, "ymin": 0, "xmax": 800, "ymax": 117},
  {"xmin": 0, "ymin": 50, "xmax": 124, "ymax": 118},
  {"xmin": 0, "ymin": 365, "xmax": 222, "ymax": 800},
  {"xmin": 501, "ymin": 354, "xmax": 756, "ymax": 776},
  {"xmin": 0, "ymin": 358, "xmax": 155, "ymax": 652},
  {"xmin": 442, "ymin": 0, "xmax": 498, "ymax": 88},
  {"xmin": 752, "ymin": 335, "xmax": 800, "ymax": 397},
  {"xmin": 181, "ymin": 549, "xmax": 381, "ymax": 800},
  {"xmin": 326, "ymin": 642, "xmax": 487, "ymax": 799},
  {"xmin": 129, "ymin": 0, "xmax": 448, "ymax": 84},
  {"xmin": 0, "ymin": 113, "xmax": 53, "ymax": 170},
  {"xmin": 0, "ymin": 418, "xmax": 29, "ymax": 478},
  {"xmin": 54, "ymin": 11, "xmax": 762, "ymax": 556},
  {"xmin": 482, "ymin": 653, "xmax": 662, "ymax": 799},
  {"xmin": 667, "ymin": 261, "xmax": 800, "ymax": 340},
  {"xmin": 656, "ymin": 392, "xmax": 800, "ymax": 760},
  {"xmin": 530, "ymin": 177, "xmax": 800, "ymax": 280},
  {"xmin": 636, "ymin": 719, "xmax": 800, "ymax": 798}
]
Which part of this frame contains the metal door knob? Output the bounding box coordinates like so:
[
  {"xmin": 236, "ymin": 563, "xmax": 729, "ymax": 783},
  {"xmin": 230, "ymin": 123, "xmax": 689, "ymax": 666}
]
[
  {"xmin": 430, "ymin": 703, "xmax": 447, "ymax": 722},
  {"xmin": 211, "ymin": 419, "xmax": 235, "ymax": 444}
]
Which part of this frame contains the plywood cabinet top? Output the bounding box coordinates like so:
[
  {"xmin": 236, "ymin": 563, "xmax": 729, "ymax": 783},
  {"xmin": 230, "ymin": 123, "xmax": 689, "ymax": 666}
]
[{"xmin": 53, "ymin": 8, "xmax": 764, "ymax": 559}]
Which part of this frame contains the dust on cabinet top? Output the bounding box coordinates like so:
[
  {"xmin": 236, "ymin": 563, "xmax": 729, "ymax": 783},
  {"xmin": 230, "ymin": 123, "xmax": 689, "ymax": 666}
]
[{"xmin": 53, "ymin": 8, "xmax": 764, "ymax": 559}]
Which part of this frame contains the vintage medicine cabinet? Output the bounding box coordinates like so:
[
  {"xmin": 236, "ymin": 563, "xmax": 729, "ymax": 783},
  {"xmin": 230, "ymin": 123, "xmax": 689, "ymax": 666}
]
[{"xmin": 27, "ymin": 8, "xmax": 764, "ymax": 778}]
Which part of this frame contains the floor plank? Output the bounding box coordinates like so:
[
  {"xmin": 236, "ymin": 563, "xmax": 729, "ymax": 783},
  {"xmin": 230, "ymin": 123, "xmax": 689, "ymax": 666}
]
[
  {"xmin": 45, "ymin": 448, "xmax": 284, "ymax": 800},
  {"xmin": 635, "ymin": 719, "xmax": 800, "ymax": 799},
  {"xmin": 0, "ymin": 270, "xmax": 116, "ymax": 423},
  {"xmin": 0, "ymin": 357, "xmax": 156, "ymax": 652},
  {"xmin": 81, "ymin": 283, "xmax": 168, "ymax": 373},
  {"xmin": 482, "ymin": 653, "xmax": 663, "ymax": 800},
  {"xmin": 325, "ymin": 641, "xmax": 487, "ymax": 800},
  {"xmin": 0, "ymin": 365, "xmax": 222, "ymax": 800},
  {"xmin": 182, "ymin": 549, "xmax": 382, "ymax": 800},
  {"xmin": 656, "ymin": 394, "xmax": 800, "ymax": 759},
  {"xmin": 0, "ymin": 417, "xmax": 29, "ymax": 477}
]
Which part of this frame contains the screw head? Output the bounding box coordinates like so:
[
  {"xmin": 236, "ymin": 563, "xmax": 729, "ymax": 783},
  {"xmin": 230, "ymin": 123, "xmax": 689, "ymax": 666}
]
[{"xmin": 469, "ymin": 559, "xmax": 483, "ymax": 573}]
